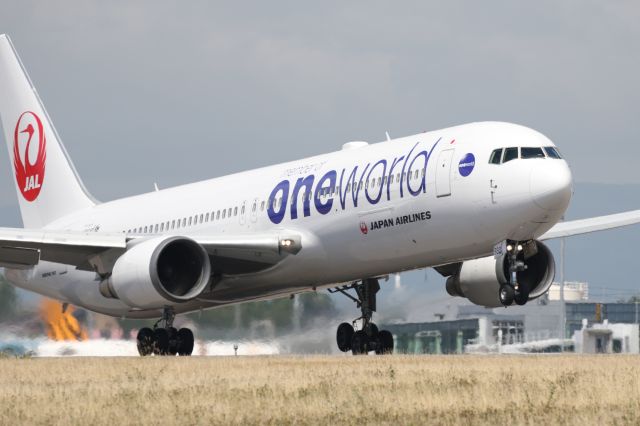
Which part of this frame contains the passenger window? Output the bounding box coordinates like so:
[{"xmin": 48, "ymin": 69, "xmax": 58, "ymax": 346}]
[
  {"xmin": 346, "ymin": 183, "xmax": 351, "ymax": 192},
  {"xmin": 172, "ymin": 220, "xmax": 175, "ymax": 229},
  {"xmin": 252, "ymin": 203, "xmax": 256, "ymax": 212},
  {"xmin": 521, "ymin": 147, "xmax": 545, "ymax": 159},
  {"xmin": 205, "ymin": 213, "xmax": 209, "ymax": 222},
  {"xmin": 414, "ymin": 170, "xmax": 419, "ymax": 179},
  {"xmin": 260, "ymin": 202, "xmax": 265, "ymax": 211},
  {"xmin": 503, "ymin": 147, "xmax": 519, "ymax": 163},
  {"xmin": 222, "ymin": 210, "xmax": 226, "ymax": 219},
  {"xmin": 188, "ymin": 217, "xmax": 192, "ymax": 226},
  {"xmin": 160, "ymin": 223, "xmax": 164, "ymax": 232},
  {"xmin": 544, "ymin": 146, "xmax": 562, "ymax": 159},
  {"xmin": 199, "ymin": 214, "xmax": 203, "ymax": 223},
  {"xmin": 489, "ymin": 148, "xmax": 503, "ymax": 164},
  {"xmin": 182, "ymin": 218, "xmax": 186, "ymax": 227},
  {"xmin": 144, "ymin": 226, "xmax": 148, "ymax": 233},
  {"xmin": 241, "ymin": 205, "xmax": 245, "ymax": 214},
  {"xmin": 234, "ymin": 207, "xmax": 238, "ymax": 216},
  {"xmin": 389, "ymin": 175, "xmax": 394, "ymax": 184}
]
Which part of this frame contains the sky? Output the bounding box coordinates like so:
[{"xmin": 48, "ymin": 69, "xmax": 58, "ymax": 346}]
[{"xmin": 0, "ymin": 1, "xmax": 639, "ymax": 309}]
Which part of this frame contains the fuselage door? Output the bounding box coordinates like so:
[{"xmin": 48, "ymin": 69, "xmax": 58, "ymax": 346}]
[{"xmin": 436, "ymin": 149, "xmax": 455, "ymax": 197}]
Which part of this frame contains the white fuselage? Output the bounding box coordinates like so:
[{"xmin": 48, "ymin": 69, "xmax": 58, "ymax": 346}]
[{"xmin": 5, "ymin": 121, "xmax": 573, "ymax": 318}]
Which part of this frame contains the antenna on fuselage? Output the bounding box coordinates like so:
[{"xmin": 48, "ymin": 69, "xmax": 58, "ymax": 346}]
[
  {"xmin": 385, "ymin": 131, "xmax": 391, "ymax": 142},
  {"xmin": 154, "ymin": 182, "xmax": 159, "ymax": 192}
]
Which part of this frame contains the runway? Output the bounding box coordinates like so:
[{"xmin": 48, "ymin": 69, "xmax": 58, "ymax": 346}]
[{"xmin": 0, "ymin": 355, "xmax": 637, "ymax": 425}]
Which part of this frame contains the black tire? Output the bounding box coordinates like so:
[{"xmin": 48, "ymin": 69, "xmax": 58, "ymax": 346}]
[
  {"xmin": 167, "ymin": 327, "xmax": 179, "ymax": 355},
  {"xmin": 153, "ymin": 328, "xmax": 170, "ymax": 355},
  {"xmin": 514, "ymin": 291, "xmax": 528, "ymax": 306},
  {"xmin": 366, "ymin": 323, "xmax": 379, "ymax": 339},
  {"xmin": 336, "ymin": 322, "xmax": 354, "ymax": 352},
  {"xmin": 177, "ymin": 328, "xmax": 194, "ymax": 356},
  {"xmin": 499, "ymin": 285, "xmax": 515, "ymax": 306},
  {"xmin": 376, "ymin": 330, "xmax": 394, "ymax": 355},
  {"xmin": 136, "ymin": 327, "xmax": 154, "ymax": 356},
  {"xmin": 351, "ymin": 330, "xmax": 369, "ymax": 355}
]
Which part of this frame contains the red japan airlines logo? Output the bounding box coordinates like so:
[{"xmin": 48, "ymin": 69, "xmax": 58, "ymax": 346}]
[
  {"xmin": 13, "ymin": 111, "xmax": 46, "ymax": 202},
  {"xmin": 359, "ymin": 221, "xmax": 368, "ymax": 235}
]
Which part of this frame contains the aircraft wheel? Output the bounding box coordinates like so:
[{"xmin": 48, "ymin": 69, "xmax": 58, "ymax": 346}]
[
  {"xmin": 153, "ymin": 328, "xmax": 170, "ymax": 355},
  {"xmin": 136, "ymin": 327, "xmax": 154, "ymax": 356},
  {"xmin": 514, "ymin": 291, "xmax": 528, "ymax": 306},
  {"xmin": 499, "ymin": 285, "xmax": 515, "ymax": 306},
  {"xmin": 351, "ymin": 330, "xmax": 369, "ymax": 355},
  {"xmin": 376, "ymin": 330, "xmax": 394, "ymax": 355},
  {"xmin": 366, "ymin": 322, "xmax": 379, "ymax": 339},
  {"xmin": 336, "ymin": 322, "xmax": 354, "ymax": 352},
  {"xmin": 177, "ymin": 328, "xmax": 194, "ymax": 356},
  {"xmin": 167, "ymin": 327, "xmax": 179, "ymax": 355}
]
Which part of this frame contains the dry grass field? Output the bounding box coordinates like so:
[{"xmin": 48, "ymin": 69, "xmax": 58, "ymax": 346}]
[{"xmin": 0, "ymin": 355, "xmax": 638, "ymax": 425}]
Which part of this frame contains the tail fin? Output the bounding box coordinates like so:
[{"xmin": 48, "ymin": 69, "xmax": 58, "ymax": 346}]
[{"xmin": 0, "ymin": 35, "xmax": 95, "ymax": 228}]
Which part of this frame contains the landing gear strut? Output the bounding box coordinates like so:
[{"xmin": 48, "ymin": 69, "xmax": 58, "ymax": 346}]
[
  {"xmin": 330, "ymin": 278, "xmax": 394, "ymax": 355},
  {"xmin": 136, "ymin": 306, "xmax": 194, "ymax": 356},
  {"xmin": 499, "ymin": 241, "xmax": 529, "ymax": 307}
]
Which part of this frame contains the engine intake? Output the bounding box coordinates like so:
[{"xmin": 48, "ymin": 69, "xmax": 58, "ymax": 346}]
[
  {"xmin": 101, "ymin": 236, "xmax": 212, "ymax": 309},
  {"xmin": 446, "ymin": 240, "xmax": 555, "ymax": 307}
]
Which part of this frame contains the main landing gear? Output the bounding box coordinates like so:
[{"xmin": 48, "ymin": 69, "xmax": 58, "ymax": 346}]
[
  {"xmin": 330, "ymin": 278, "xmax": 394, "ymax": 355},
  {"xmin": 498, "ymin": 241, "xmax": 530, "ymax": 307},
  {"xmin": 136, "ymin": 306, "xmax": 195, "ymax": 356}
]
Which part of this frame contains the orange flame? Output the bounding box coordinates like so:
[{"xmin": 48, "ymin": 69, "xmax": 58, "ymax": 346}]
[{"xmin": 39, "ymin": 299, "xmax": 88, "ymax": 341}]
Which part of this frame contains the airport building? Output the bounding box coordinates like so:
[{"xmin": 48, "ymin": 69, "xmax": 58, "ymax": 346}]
[{"xmin": 383, "ymin": 284, "xmax": 640, "ymax": 354}]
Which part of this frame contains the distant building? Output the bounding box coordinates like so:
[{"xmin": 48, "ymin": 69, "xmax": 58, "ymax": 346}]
[
  {"xmin": 383, "ymin": 300, "xmax": 640, "ymax": 354},
  {"xmin": 547, "ymin": 281, "xmax": 589, "ymax": 301},
  {"xmin": 573, "ymin": 320, "xmax": 639, "ymax": 354}
]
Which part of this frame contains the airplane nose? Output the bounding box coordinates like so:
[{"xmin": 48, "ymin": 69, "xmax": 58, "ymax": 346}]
[{"xmin": 529, "ymin": 161, "xmax": 573, "ymax": 211}]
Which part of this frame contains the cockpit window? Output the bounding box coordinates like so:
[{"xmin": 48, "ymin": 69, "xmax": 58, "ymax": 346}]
[
  {"xmin": 521, "ymin": 147, "xmax": 545, "ymax": 159},
  {"xmin": 489, "ymin": 148, "xmax": 503, "ymax": 164},
  {"xmin": 543, "ymin": 146, "xmax": 562, "ymax": 159},
  {"xmin": 502, "ymin": 147, "xmax": 518, "ymax": 163}
]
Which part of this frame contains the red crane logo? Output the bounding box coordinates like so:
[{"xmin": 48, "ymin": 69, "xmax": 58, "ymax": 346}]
[{"xmin": 13, "ymin": 111, "xmax": 46, "ymax": 201}]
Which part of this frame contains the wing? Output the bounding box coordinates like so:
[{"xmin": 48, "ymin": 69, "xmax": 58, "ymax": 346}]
[
  {"xmin": 0, "ymin": 227, "xmax": 301, "ymax": 274},
  {"xmin": 540, "ymin": 209, "xmax": 640, "ymax": 240}
]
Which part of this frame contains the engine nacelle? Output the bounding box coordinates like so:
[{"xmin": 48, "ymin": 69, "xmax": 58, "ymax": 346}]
[
  {"xmin": 446, "ymin": 240, "xmax": 555, "ymax": 307},
  {"xmin": 100, "ymin": 236, "xmax": 212, "ymax": 309}
]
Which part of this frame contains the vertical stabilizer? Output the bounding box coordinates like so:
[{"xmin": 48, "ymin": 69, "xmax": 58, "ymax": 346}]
[{"xmin": 0, "ymin": 35, "xmax": 95, "ymax": 228}]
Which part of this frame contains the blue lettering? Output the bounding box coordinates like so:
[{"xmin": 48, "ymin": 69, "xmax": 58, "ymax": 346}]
[
  {"xmin": 400, "ymin": 143, "xmax": 419, "ymax": 198},
  {"xmin": 267, "ymin": 180, "xmax": 289, "ymax": 224},
  {"xmin": 365, "ymin": 159, "xmax": 387, "ymax": 204},
  {"xmin": 266, "ymin": 138, "xmax": 444, "ymax": 224},
  {"xmin": 407, "ymin": 138, "xmax": 440, "ymax": 196},
  {"xmin": 314, "ymin": 170, "xmax": 336, "ymax": 214},
  {"xmin": 387, "ymin": 155, "xmax": 404, "ymax": 201},
  {"xmin": 291, "ymin": 175, "xmax": 314, "ymax": 219}
]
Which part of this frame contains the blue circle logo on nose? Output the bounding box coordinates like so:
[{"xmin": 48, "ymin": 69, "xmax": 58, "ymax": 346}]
[{"xmin": 458, "ymin": 153, "xmax": 475, "ymax": 177}]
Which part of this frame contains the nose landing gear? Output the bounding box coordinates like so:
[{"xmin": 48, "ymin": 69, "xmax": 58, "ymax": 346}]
[
  {"xmin": 136, "ymin": 306, "xmax": 195, "ymax": 356},
  {"xmin": 330, "ymin": 278, "xmax": 394, "ymax": 355},
  {"xmin": 499, "ymin": 241, "xmax": 530, "ymax": 307}
]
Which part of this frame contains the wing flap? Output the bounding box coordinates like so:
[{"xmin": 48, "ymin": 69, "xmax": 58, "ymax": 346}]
[{"xmin": 0, "ymin": 227, "xmax": 127, "ymax": 270}]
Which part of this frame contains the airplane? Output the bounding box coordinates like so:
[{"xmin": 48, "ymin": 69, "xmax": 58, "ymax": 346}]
[{"xmin": 1, "ymin": 34, "xmax": 639, "ymax": 356}]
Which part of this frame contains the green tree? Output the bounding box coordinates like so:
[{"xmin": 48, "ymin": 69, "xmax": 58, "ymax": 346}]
[{"xmin": 0, "ymin": 272, "xmax": 17, "ymax": 322}]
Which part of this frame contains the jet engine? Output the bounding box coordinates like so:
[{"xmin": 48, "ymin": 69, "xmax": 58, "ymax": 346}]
[
  {"xmin": 100, "ymin": 236, "xmax": 212, "ymax": 309},
  {"xmin": 445, "ymin": 240, "xmax": 555, "ymax": 307}
]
